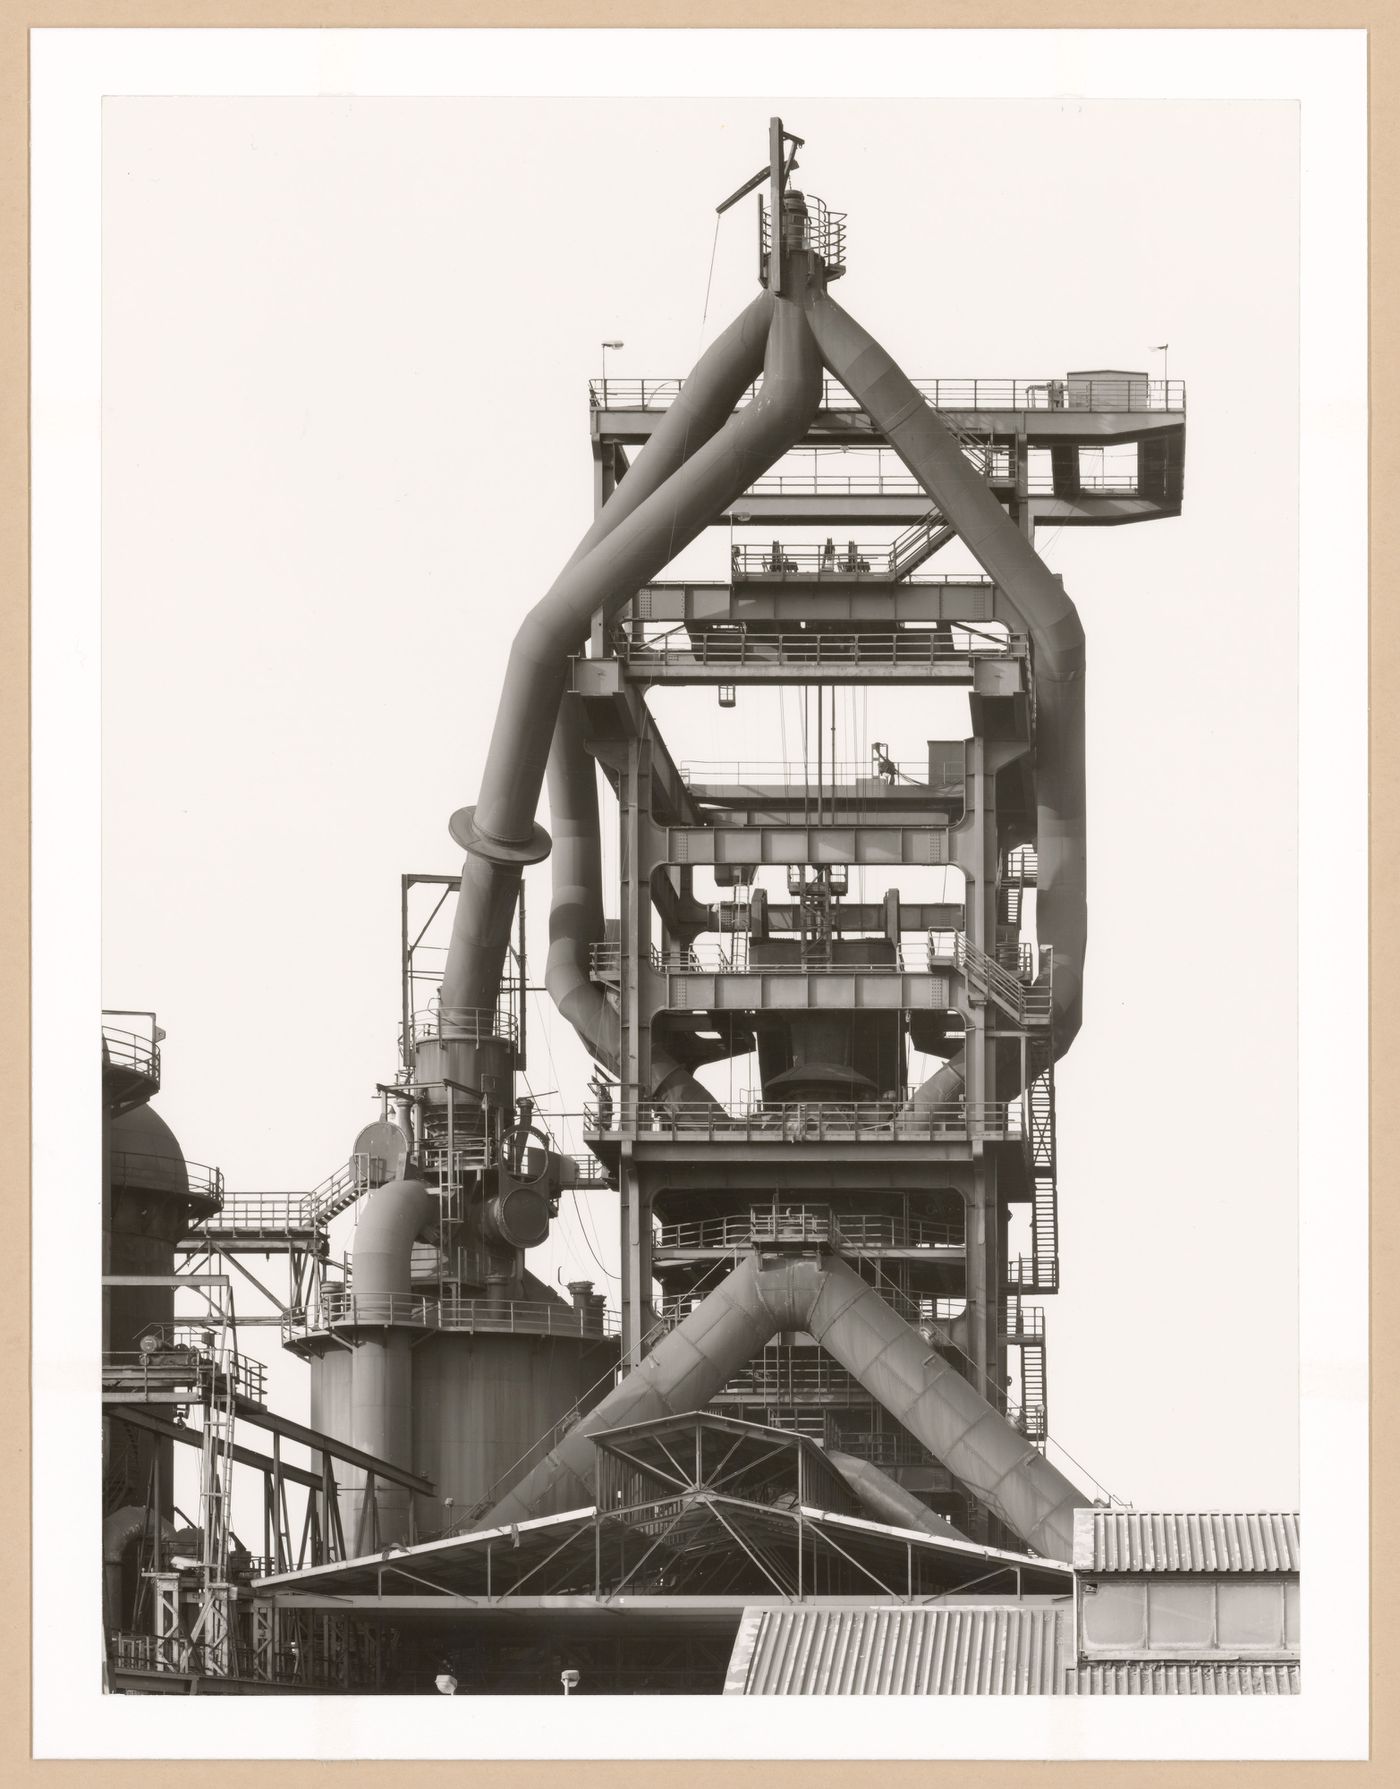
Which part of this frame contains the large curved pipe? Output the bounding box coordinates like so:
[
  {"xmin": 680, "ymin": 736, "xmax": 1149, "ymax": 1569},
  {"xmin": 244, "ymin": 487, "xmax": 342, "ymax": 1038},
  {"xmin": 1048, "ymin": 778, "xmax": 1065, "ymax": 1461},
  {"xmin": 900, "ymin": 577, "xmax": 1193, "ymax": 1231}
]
[
  {"xmin": 481, "ymin": 1250, "xmax": 1085, "ymax": 1561},
  {"xmin": 542, "ymin": 295, "xmax": 783, "ymax": 1105},
  {"xmin": 826, "ymin": 1450, "xmax": 966, "ymax": 1542},
  {"xmin": 441, "ymin": 297, "xmax": 824, "ymax": 1024},
  {"xmin": 546, "ymin": 698, "xmax": 717, "ymax": 1108},
  {"xmin": 342, "ymin": 1177, "xmax": 433, "ymax": 1545},
  {"xmin": 801, "ymin": 292, "xmax": 1086, "ymax": 1104}
]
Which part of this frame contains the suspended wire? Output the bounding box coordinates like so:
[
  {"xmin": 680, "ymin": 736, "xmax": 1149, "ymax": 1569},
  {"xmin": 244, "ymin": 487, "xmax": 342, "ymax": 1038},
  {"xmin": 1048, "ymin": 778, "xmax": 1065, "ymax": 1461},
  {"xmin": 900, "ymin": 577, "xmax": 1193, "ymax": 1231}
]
[
  {"xmin": 857, "ymin": 1249, "xmax": 1123, "ymax": 1506},
  {"xmin": 699, "ymin": 213, "xmax": 722, "ymax": 353},
  {"xmin": 571, "ymin": 1190, "xmax": 617, "ymax": 1282}
]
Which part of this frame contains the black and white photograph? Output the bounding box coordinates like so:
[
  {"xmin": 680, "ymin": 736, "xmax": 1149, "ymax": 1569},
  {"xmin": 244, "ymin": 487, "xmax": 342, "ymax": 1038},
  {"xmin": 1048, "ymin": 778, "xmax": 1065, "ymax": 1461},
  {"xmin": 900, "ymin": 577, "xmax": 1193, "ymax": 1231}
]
[{"xmin": 27, "ymin": 24, "xmax": 1369, "ymax": 1763}]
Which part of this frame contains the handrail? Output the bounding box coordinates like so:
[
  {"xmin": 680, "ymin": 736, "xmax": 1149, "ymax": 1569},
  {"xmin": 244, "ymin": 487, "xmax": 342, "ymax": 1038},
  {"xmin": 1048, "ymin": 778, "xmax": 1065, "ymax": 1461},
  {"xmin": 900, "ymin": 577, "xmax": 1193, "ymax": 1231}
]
[
  {"xmin": 655, "ymin": 1209, "xmax": 965, "ymax": 1253},
  {"xmin": 952, "ymin": 931, "xmax": 1053, "ymax": 1025},
  {"xmin": 677, "ymin": 757, "xmax": 932, "ymax": 786},
  {"xmin": 102, "ymin": 1346, "xmax": 266, "ymax": 1405},
  {"xmin": 610, "ymin": 624, "xmax": 1019, "ymax": 666},
  {"xmin": 593, "ymin": 936, "xmax": 956, "ymax": 978},
  {"xmin": 101, "ymin": 1020, "xmax": 161, "ymax": 1085},
  {"xmin": 590, "ymin": 374, "xmax": 1187, "ymax": 415},
  {"xmin": 286, "ymin": 1291, "xmax": 620, "ymax": 1341},
  {"xmin": 109, "ymin": 1150, "xmax": 224, "ymax": 1207},
  {"xmin": 406, "ymin": 1007, "xmax": 518, "ymax": 1048},
  {"xmin": 584, "ymin": 1097, "xmax": 1021, "ymax": 1143},
  {"xmin": 758, "ymin": 191, "xmax": 846, "ymax": 270},
  {"xmin": 193, "ymin": 1192, "xmax": 315, "ymax": 1233}
]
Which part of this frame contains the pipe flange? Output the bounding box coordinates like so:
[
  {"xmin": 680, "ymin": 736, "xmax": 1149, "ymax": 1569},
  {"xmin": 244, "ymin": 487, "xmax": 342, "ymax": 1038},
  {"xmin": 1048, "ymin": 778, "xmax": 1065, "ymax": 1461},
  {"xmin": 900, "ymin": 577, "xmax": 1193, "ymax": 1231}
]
[{"xmin": 449, "ymin": 805, "xmax": 552, "ymax": 866}]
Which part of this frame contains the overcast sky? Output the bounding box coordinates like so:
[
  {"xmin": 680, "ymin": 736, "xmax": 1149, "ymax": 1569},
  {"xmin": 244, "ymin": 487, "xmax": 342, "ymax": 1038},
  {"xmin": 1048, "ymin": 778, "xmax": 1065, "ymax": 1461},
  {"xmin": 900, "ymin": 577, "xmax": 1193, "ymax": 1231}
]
[{"xmin": 102, "ymin": 95, "xmax": 1300, "ymax": 1514}]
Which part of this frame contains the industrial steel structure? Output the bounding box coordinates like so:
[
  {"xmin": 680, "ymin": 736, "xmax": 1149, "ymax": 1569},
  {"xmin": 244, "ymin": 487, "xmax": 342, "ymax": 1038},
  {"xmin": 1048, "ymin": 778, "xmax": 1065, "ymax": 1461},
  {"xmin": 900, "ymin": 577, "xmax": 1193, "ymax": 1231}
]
[{"xmin": 100, "ymin": 122, "xmax": 1296, "ymax": 1699}]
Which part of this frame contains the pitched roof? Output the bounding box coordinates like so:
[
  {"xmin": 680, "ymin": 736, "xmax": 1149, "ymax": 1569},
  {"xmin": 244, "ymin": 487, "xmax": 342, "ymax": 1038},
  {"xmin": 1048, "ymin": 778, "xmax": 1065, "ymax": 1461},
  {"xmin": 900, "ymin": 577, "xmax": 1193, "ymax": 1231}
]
[{"xmin": 1073, "ymin": 1510, "xmax": 1299, "ymax": 1574}]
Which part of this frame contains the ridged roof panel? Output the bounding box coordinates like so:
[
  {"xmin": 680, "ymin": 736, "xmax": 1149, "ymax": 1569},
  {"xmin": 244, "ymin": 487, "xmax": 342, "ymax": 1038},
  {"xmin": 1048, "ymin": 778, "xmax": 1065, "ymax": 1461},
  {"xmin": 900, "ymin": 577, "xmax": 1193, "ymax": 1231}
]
[
  {"xmin": 1073, "ymin": 1511, "xmax": 1300, "ymax": 1574},
  {"xmin": 1070, "ymin": 1663, "xmax": 1300, "ymax": 1696},
  {"xmin": 724, "ymin": 1604, "xmax": 1067, "ymax": 1696}
]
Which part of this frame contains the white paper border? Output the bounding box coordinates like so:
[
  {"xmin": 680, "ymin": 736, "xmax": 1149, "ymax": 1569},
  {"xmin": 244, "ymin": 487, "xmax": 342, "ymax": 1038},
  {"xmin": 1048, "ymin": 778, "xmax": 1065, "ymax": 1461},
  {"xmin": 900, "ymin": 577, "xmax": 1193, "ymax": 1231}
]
[{"xmin": 31, "ymin": 25, "xmax": 1368, "ymax": 1761}]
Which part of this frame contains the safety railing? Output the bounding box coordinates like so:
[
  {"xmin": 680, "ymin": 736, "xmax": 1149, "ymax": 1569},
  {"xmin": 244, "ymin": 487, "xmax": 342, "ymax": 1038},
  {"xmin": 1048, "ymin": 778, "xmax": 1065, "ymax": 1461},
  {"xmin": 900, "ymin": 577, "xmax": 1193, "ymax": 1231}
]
[
  {"xmin": 730, "ymin": 541, "xmax": 887, "ymax": 579},
  {"xmin": 612, "ymin": 622, "xmax": 1019, "ymax": 667},
  {"xmin": 720, "ymin": 1356, "xmax": 866, "ymax": 1403},
  {"xmin": 748, "ymin": 446, "xmax": 1013, "ymax": 501},
  {"xmin": 407, "ymin": 1007, "xmax": 518, "ymax": 1048},
  {"xmin": 832, "ymin": 1212, "xmax": 965, "ymax": 1250},
  {"xmin": 102, "ymin": 1345, "xmax": 266, "ymax": 1406},
  {"xmin": 590, "ymin": 375, "xmax": 1185, "ymax": 414},
  {"xmin": 952, "ymin": 932, "xmax": 1053, "ymax": 1025},
  {"xmin": 287, "ymin": 1291, "xmax": 620, "ymax": 1341},
  {"xmin": 101, "ymin": 1014, "xmax": 161, "ymax": 1086},
  {"xmin": 1025, "ymin": 469, "xmax": 1145, "ymax": 495},
  {"xmin": 1004, "ymin": 1300, "xmax": 1046, "ymax": 1340},
  {"xmin": 109, "ymin": 1150, "xmax": 224, "ymax": 1209},
  {"xmin": 593, "ymin": 936, "xmax": 961, "ymax": 980},
  {"xmin": 679, "ymin": 757, "xmax": 930, "ymax": 786},
  {"xmin": 108, "ymin": 1632, "xmax": 162, "ymax": 1673},
  {"xmin": 748, "ymin": 469, "xmax": 925, "ymax": 497},
  {"xmin": 655, "ymin": 1209, "xmax": 965, "ymax": 1253},
  {"xmin": 759, "ymin": 191, "xmax": 847, "ymax": 270},
  {"xmin": 1006, "ymin": 1255, "xmax": 1058, "ymax": 1292},
  {"xmin": 998, "ymin": 940, "xmax": 1037, "ymax": 977},
  {"xmin": 306, "ymin": 1152, "xmax": 376, "ymax": 1226},
  {"xmin": 829, "ymin": 1428, "xmax": 934, "ymax": 1468},
  {"xmin": 193, "ymin": 1193, "xmax": 315, "ymax": 1235},
  {"xmin": 624, "ymin": 572, "xmax": 993, "ymax": 609},
  {"xmin": 419, "ymin": 1137, "xmax": 494, "ymax": 1175},
  {"xmin": 584, "ymin": 1098, "xmax": 1021, "ymax": 1144},
  {"xmin": 590, "ymin": 939, "xmax": 749, "ymax": 978}
]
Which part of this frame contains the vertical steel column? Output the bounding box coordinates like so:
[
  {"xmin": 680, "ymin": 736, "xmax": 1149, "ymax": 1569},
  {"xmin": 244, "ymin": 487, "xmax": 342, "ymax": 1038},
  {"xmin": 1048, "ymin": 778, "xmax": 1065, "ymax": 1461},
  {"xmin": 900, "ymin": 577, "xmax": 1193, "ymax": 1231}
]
[
  {"xmin": 962, "ymin": 735, "xmax": 1002, "ymax": 1432},
  {"xmin": 619, "ymin": 1146, "xmax": 654, "ymax": 1371},
  {"xmin": 619, "ymin": 733, "xmax": 654, "ymax": 1364}
]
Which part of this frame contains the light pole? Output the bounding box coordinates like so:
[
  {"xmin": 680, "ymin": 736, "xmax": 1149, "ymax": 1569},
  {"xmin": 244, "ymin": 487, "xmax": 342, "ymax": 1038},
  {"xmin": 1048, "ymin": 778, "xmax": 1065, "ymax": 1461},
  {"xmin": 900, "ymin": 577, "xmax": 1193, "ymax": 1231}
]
[
  {"xmin": 1150, "ymin": 342, "xmax": 1169, "ymax": 394},
  {"xmin": 601, "ymin": 340, "xmax": 623, "ymax": 404}
]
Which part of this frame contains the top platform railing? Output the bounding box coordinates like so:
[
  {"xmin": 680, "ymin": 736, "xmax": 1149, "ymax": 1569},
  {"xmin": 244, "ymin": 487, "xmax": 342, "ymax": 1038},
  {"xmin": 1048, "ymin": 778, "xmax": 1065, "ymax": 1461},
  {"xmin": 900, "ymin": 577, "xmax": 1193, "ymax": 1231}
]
[
  {"xmin": 102, "ymin": 1012, "xmax": 162, "ymax": 1091},
  {"xmin": 590, "ymin": 375, "xmax": 1186, "ymax": 414}
]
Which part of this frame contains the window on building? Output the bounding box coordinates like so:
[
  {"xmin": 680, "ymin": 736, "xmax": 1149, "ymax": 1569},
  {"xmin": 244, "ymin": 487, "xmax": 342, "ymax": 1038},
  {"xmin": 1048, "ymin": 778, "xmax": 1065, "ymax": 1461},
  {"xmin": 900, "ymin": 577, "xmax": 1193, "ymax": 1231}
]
[
  {"xmin": 1145, "ymin": 1581, "xmax": 1216, "ymax": 1651},
  {"xmin": 1080, "ymin": 1581, "xmax": 1147, "ymax": 1650}
]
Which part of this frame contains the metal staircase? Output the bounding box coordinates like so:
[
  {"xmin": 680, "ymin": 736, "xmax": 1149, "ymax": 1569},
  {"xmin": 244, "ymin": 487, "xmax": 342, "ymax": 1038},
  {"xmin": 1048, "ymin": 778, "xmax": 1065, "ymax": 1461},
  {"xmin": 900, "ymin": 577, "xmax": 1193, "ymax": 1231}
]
[
  {"xmin": 1008, "ymin": 1297, "xmax": 1048, "ymax": 1448},
  {"xmin": 1020, "ymin": 1037, "xmax": 1060, "ymax": 1294},
  {"xmin": 998, "ymin": 845, "xmax": 1039, "ymax": 930},
  {"xmin": 308, "ymin": 1153, "xmax": 376, "ymax": 1225},
  {"xmin": 953, "ymin": 931, "xmax": 1052, "ymax": 1027},
  {"xmin": 888, "ymin": 508, "xmax": 954, "ymax": 579}
]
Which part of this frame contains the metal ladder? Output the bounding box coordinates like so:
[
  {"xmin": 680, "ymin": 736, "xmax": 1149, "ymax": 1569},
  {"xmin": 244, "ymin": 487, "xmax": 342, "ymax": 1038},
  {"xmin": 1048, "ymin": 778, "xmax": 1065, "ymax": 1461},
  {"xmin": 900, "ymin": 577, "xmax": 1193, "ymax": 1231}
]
[
  {"xmin": 186, "ymin": 1304, "xmax": 238, "ymax": 1675},
  {"xmin": 1025, "ymin": 1037, "xmax": 1060, "ymax": 1294}
]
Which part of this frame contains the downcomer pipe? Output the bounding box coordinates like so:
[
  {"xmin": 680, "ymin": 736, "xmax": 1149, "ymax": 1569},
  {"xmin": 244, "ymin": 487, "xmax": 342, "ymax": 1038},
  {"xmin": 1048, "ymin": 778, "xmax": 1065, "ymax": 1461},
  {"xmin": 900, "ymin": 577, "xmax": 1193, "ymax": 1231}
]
[
  {"xmin": 546, "ymin": 699, "xmax": 716, "ymax": 1107},
  {"xmin": 481, "ymin": 1250, "xmax": 1086, "ymax": 1561},
  {"xmin": 800, "ymin": 291, "xmax": 1086, "ymax": 1098},
  {"xmin": 826, "ymin": 1451, "xmax": 966, "ymax": 1542},
  {"xmin": 344, "ymin": 1177, "xmax": 433, "ymax": 1545},
  {"xmin": 543, "ymin": 294, "xmax": 785, "ymax": 1105},
  {"xmin": 441, "ymin": 296, "xmax": 823, "ymax": 1026}
]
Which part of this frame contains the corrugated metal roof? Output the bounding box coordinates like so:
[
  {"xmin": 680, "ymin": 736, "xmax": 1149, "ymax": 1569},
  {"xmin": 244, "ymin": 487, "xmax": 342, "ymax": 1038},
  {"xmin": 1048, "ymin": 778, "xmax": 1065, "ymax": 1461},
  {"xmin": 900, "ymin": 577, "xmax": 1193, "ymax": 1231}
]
[
  {"xmin": 1070, "ymin": 1663, "xmax": 1300, "ymax": 1696},
  {"xmin": 724, "ymin": 1603, "xmax": 1068, "ymax": 1695},
  {"xmin": 1073, "ymin": 1511, "xmax": 1299, "ymax": 1575}
]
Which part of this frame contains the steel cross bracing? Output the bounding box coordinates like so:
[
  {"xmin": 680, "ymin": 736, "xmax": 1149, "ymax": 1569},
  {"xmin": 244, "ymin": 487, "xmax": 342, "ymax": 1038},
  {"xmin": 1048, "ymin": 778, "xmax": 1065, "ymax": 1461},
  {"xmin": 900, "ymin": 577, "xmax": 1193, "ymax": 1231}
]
[
  {"xmin": 571, "ymin": 391, "xmax": 1093, "ymax": 1545},
  {"xmin": 431, "ymin": 187, "xmax": 1185, "ymax": 1554}
]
